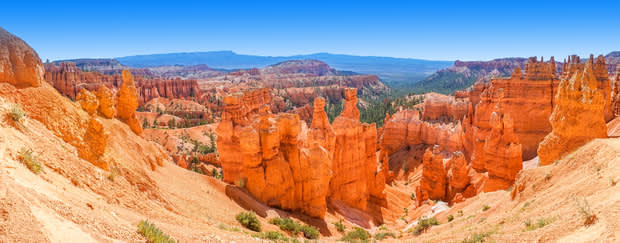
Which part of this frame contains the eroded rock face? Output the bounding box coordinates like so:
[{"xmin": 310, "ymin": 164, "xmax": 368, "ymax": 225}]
[
  {"xmin": 0, "ymin": 27, "xmax": 43, "ymax": 88},
  {"xmin": 78, "ymin": 118, "xmax": 109, "ymax": 170},
  {"xmin": 116, "ymin": 70, "xmax": 143, "ymax": 135},
  {"xmin": 418, "ymin": 145, "xmax": 447, "ymax": 202},
  {"xmin": 217, "ymin": 88, "xmax": 385, "ymax": 218},
  {"xmin": 479, "ymin": 95, "xmax": 522, "ymax": 191},
  {"xmin": 96, "ymin": 85, "xmax": 116, "ymax": 118},
  {"xmin": 470, "ymin": 58, "xmax": 557, "ymax": 161},
  {"xmin": 612, "ymin": 66, "xmax": 620, "ymax": 117},
  {"xmin": 217, "ymin": 88, "xmax": 334, "ymax": 218},
  {"xmin": 422, "ymin": 92, "xmax": 469, "ymax": 122},
  {"xmin": 76, "ymin": 88, "xmax": 99, "ymax": 115},
  {"xmin": 538, "ymin": 58, "xmax": 608, "ymax": 165},
  {"xmin": 329, "ymin": 88, "xmax": 385, "ymax": 211}
]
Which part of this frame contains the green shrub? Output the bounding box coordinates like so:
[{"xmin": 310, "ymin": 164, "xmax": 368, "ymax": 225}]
[
  {"xmin": 460, "ymin": 231, "xmax": 492, "ymax": 243},
  {"xmin": 525, "ymin": 218, "xmax": 554, "ymax": 231},
  {"xmin": 374, "ymin": 231, "xmax": 396, "ymax": 240},
  {"xmin": 410, "ymin": 192, "xmax": 416, "ymax": 201},
  {"xmin": 252, "ymin": 231, "xmax": 288, "ymax": 242},
  {"xmin": 137, "ymin": 220, "xmax": 178, "ymax": 243},
  {"xmin": 341, "ymin": 227, "xmax": 370, "ymax": 242},
  {"xmin": 9, "ymin": 104, "xmax": 25, "ymax": 122},
  {"xmin": 299, "ymin": 225, "xmax": 319, "ymax": 239},
  {"xmin": 482, "ymin": 205, "xmax": 490, "ymax": 211},
  {"xmin": 447, "ymin": 215, "xmax": 454, "ymax": 222},
  {"xmin": 333, "ymin": 218, "xmax": 346, "ymax": 232},
  {"xmin": 269, "ymin": 217, "xmax": 319, "ymax": 239},
  {"xmin": 457, "ymin": 210, "xmax": 464, "ymax": 217},
  {"xmin": 18, "ymin": 148, "xmax": 41, "ymax": 174},
  {"xmin": 412, "ymin": 217, "xmax": 439, "ymax": 236},
  {"xmin": 235, "ymin": 211, "xmax": 261, "ymax": 232},
  {"xmin": 573, "ymin": 196, "xmax": 597, "ymax": 226}
]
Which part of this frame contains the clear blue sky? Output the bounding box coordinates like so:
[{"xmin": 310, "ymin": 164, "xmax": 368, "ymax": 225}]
[{"xmin": 2, "ymin": 0, "xmax": 619, "ymax": 61}]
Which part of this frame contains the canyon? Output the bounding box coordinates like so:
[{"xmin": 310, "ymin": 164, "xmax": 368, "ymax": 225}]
[{"xmin": 2, "ymin": 25, "xmax": 620, "ymax": 243}]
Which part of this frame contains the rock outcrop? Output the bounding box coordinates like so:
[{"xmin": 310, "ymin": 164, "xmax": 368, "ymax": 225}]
[
  {"xmin": 96, "ymin": 85, "xmax": 116, "ymax": 118},
  {"xmin": 613, "ymin": 66, "xmax": 620, "ymax": 117},
  {"xmin": 116, "ymin": 70, "xmax": 143, "ymax": 135},
  {"xmin": 44, "ymin": 62, "xmax": 202, "ymax": 106},
  {"xmin": 538, "ymin": 58, "xmax": 608, "ymax": 165},
  {"xmin": 217, "ymin": 88, "xmax": 385, "ymax": 219},
  {"xmin": 76, "ymin": 88, "xmax": 99, "ymax": 115},
  {"xmin": 330, "ymin": 88, "xmax": 385, "ymax": 211},
  {"xmin": 0, "ymin": 27, "xmax": 43, "ymax": 88},
  {"xmin": 470, "ymin": 57, "xmax": 558, "ymax": 160},
  {"xmin": 416, "ymin": 146, "xmax": 476, "ymax": 206},
  {"xmin": 478, "ymin": 93, "xmax": 522, "ymax": 191}
]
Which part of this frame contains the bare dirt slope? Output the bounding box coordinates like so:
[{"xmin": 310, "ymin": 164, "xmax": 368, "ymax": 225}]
[{"xmin": 396, "ymin": 137, "xmax": 620, "ymax": 242}]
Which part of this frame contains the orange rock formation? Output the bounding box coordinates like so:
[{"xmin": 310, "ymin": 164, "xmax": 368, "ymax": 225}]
[
  {"xmin": 76, "ymin": 88, "xmax": 99, "ymax": 115},
  {"xmin": 217, "ymin": 87, "xmax": 385, "ymax": 219},
  {"xmin": 538, "ymin": 58, "xmax": 608, "ymax": 165},
  {"xmin": 0, "ymin": 27, "xmax": 43, "ymax": 88},
  {"xmin": 115, "ymin": 70, "xmax": 143, "ymax": 135}
]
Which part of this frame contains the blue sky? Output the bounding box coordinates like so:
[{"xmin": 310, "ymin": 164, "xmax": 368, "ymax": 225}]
[{"xmin": 2, "ymin": 0, "xmax": 619, "ymax": 61}]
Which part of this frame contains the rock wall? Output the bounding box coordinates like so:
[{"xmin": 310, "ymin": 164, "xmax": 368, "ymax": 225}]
[
  {"xmin": 217, "ymin": 88, "xmax": 385, "ymax": 219},
  {"xmin": 469, "ymin": 58, "xmax": 557, "ymax": 160},
  {"xmin": 44, "ymin": 62, "xmax": 201, "ymax": 106},
  {"xmin": 538, "ymin": 58, "xmax": 608, "ymax": 165}
]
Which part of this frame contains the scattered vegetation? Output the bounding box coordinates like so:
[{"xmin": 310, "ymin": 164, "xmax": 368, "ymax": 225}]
[
  {"xmin": 107, "ymin": 166, "xmax": 120, "ymax": 181},
  {"xmin": 269, "ymin": 217, "xmax": 319, "ymax": 239},
  {"xmin": 482, "ymin": 205, "xmax": 491, "ymax": 212},
  {"xmin": 340, "ymin": 227, "xmax": 371, "ymax": 242},
  {"xmin": 410, "ymin": 192, "xmax": 416, "ymax": 201},
  {"xmin": 447, "ymin": 214, "xmax": 454, "ymax": 222},
  {"xmin": 457, "ymin": 210, "xmax": 464, "ymax": 217},
  {"xmin": 524, "ymin": 217, "xmax": 554, "ymax": 231},
  {"xmin": 137, "ymin": 220, "xmax": 178, "ymax": 243},
  {"xmin": 610, "ymin": 177, "xmax": 617, "ymax": 186},
  {"xmin": 374, "ymin": 231, "xmax": 396, "ymax": 240},
  {"xmin": 460, "ymin": 231, "xmax": 493, "ymax": 243},
  {"xmin": 211, "ymin": 168, "xmax": 223, "ymax": 180},
  {"xmin": 333, "ymin": 218, "xmax": 346, "ymax": 232},
  {"xmin": 9, "ymin": 103, "xmax": 26, "ymax": 123},
  {"xmin": 572, "ymin": 195, "xmax": 597, "ymax": 226},
  {"xmin": 235, "ymin": 211, "xmax": 261, "ymax": 232},
  {"xmin": 18, "ymin": 148, "xmax": 42, "ymax": 174},
  {"xmin": 412, "ymin": 217, "xmax": 439, "ymax": 236},
  {"xmin": 251, "ymin": 231, "xmax": 289, "ymax": 242}
]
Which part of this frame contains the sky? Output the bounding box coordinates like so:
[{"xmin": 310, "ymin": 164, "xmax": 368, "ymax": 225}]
[{"xmin": 2, "ymin": 0, "xmax": 619, "ymax": 61}]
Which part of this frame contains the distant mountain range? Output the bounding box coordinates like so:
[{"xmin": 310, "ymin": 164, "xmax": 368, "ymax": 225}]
[{"xmin": 113, "ymin": 51, "xmax": 453, "ymax": 83}]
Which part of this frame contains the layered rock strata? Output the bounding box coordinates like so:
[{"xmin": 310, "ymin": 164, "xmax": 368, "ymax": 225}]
[{"xmin": 538, "ymin": 58, "xmax": 608, "ymax": 165}]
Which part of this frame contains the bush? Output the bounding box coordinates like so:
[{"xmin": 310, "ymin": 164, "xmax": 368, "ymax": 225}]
[
  {"xmin": 236, "ymin": 178, "xmax": 246, "ymax": 188},
  {"xmin": 235, "ymin": 211, "xmax": 261, "ymax": 232},
  {"xmin": 299, "ymin": 225, "xmax": 319, "ymax": 239},
  {"xmin": 460, "ymin": 231, "xmax": 492, "ymax": 243},
  {"xmin": 341, "ymin": 227, "xmax": 370, "ymax": 242},
  {"xmin": 524, "ymin": 218, "xmax": 553, "ymax": 231},
  {"xmin": 137, "ymin": 220, "xmax": 178, "ymax": 243},
  {"xmin": 412, "ymin": 217, "xmax": 439, "ymax": 236},
  {"xmin": 333, "ymin": 218, "xmax": 346, "ymax": 232},
  {"xmin": 9, "ymin": 104, "xmax": 25, "ymax": 122},
  {"xmin": 269, "ymin": 217, "xmax": 319, "ymax": 239},
  {"xmin": 573, "ymin": 195, "xmax": 597, "ymax": 226},
  {"xmin": 374, "ymin": 231, "xmax": 396, "ymax": 240},
  {"xmin": 18, "ymin": 148, "xmax": 41, "ymax": 174},
  {"xmin": 447, "ymin": 215, "xmax": 454, "ymax": 222},
  {"xmin": 482, "ymin": 205, "xmax": 490, "ymax": 211},
  {"xmin": 410, "ymin": 192, "xmax": 416, "ymax": 201},
  {"xmin": 252, "ymin": 231, "xmax": 289, "ymax": 242}
]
